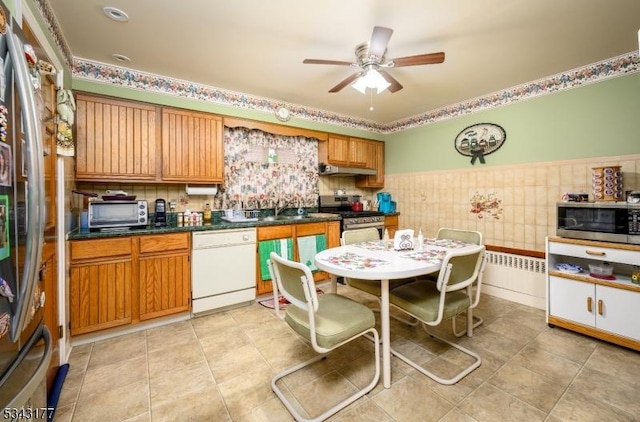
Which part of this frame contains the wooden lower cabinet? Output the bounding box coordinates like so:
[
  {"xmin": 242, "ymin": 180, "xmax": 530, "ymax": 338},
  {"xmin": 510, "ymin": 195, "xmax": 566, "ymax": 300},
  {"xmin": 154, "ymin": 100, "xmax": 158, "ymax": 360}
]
[
  {"xmin": 69, "ymin": 233, "xmax": 190, "ymax": 336},
  {"xmin": 384, "ymin": 215, "xmax": 399, "ymax": 238},
  {"xmin": 69, "ymin": 237, "xmax": 134, "ymax": 336},
  {"xmin": 41, "ymin": 244, "xmax": 59, "ymax": 390},
  {"xmin": 256, "ymin": 225, "xmax": 293, "ymax": 295},
  {"xmin": 138, "ymin": 233, "xmax": 191, "ymax": 320},
  {"xmin": 256, "ymin": 221, "xmax": 340, "ymax": 295}
]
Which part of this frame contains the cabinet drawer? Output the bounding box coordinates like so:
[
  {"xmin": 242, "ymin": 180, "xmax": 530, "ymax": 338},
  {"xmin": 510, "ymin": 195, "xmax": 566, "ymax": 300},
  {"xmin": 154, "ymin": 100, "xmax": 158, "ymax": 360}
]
[
  {"xmin": 139, "ymin": 233, "xmax": 190, "ymax": 254},
  {"xmin": 258, "ymin": 225, "xmax": 294, "ymax": 240},
  {"xmin": 548, "ymin": 241, "xmax": 639, "ymax": 265},
  {"xmin": 385, "ymin": 215, "xmax": 398, "ymax": 226},
  {"xmin": 71, "ymin": 237, "xmax": 132, "ymax": 261},
  {"xmin": 295, "ymin": 222, "xmax": 326, "ymax": 237}
]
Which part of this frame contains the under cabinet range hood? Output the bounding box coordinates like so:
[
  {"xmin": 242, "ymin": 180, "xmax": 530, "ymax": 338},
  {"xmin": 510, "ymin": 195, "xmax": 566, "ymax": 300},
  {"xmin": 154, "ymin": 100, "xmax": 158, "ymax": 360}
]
[{"xmin": 318, "ymin": 163, "xmax": 377, "ymax": 176}]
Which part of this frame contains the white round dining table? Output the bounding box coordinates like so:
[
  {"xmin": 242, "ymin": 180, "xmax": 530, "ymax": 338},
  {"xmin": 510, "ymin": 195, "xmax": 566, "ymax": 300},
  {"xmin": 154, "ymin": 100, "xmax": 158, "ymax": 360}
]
[{"xmin": 315, "ymin": 240, "xmax": 478, "ymax": 388}]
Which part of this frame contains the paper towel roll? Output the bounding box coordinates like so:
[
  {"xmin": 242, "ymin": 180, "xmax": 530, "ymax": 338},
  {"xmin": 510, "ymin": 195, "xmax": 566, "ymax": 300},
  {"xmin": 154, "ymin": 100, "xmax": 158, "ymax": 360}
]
[{"xmin": 185, "ymin": 186, "xmax": 218, "ymax": 196}]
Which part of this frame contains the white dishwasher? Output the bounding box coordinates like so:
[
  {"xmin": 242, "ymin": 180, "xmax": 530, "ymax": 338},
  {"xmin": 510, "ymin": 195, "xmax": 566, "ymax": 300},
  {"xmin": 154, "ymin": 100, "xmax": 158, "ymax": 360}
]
[{"xmin": 191, "ymin": 228, "xmax": 257, "ymax": 315}]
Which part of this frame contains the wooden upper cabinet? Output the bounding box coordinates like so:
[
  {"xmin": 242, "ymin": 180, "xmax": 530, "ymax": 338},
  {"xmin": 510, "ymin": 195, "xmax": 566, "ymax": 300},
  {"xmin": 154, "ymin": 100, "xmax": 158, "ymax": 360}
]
[
  {"xmin": 323, "ymin": 135, "xmax": 350, "ymax": 166},
  {"xmin": 75, "ymin": 94, "xmax": 160, "ymax": 181},
  {"xmin": 161, "ymin": 108, "xmax": 224, "ymax": 183},
  {"xmin": 348, "ymin": 137, "xmax": 372, "ymax": 168},
  {"xmin": 356, "ymin": 140, "xmax": 385, "ymax": 188},
  {"xmin": 319, "ymin": 135, "xmax": 375, "ymax": 169}
]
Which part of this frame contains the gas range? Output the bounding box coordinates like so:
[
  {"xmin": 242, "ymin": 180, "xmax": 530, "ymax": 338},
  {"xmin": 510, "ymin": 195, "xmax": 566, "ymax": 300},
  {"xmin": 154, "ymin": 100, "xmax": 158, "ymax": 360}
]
[{"xmin": 318, "ymin": 195, "xmax": 385, "ymax": 232}]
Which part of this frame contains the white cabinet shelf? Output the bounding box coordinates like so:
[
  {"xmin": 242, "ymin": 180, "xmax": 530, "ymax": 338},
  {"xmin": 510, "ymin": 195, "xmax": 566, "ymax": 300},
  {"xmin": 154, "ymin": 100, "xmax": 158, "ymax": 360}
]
[{"xmin": 546, "ymin": 236, "xmax": 640, "ymax": 351}]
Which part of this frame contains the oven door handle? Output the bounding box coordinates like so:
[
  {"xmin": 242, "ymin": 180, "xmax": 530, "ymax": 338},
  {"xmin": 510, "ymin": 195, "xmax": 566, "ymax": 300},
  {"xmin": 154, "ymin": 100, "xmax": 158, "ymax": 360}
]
[{"xmin": 343, "ymin": 221, "xmax": 385, "ymax": 230}]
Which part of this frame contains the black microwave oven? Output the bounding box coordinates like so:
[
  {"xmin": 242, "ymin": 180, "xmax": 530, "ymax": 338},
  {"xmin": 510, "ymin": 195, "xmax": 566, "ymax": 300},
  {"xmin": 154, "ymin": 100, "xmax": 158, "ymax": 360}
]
[
  {"xmin": 88, "ymin": 200, "xmax": 148, "ymax": 230},
  {"xmin": 557, "ymin": 202, "xmax": 640, "ymax": 244}
]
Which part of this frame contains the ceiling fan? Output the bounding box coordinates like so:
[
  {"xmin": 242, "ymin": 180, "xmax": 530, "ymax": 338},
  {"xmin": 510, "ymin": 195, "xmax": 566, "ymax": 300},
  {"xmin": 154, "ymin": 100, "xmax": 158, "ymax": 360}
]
[{"xmin": 303, "ymin": 26, "xmax": 445, "ymax": 94}]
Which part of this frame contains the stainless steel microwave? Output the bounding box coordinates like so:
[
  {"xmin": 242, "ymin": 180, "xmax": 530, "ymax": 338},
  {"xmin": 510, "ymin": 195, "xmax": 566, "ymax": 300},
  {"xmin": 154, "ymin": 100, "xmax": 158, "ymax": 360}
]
[
  {"xmin": 557, "ymin": 202, "xmax": 640, "ymax": 244},
  {"xmin": 88, "ymin": 200, "xmax": 148, "ymax": 230}
]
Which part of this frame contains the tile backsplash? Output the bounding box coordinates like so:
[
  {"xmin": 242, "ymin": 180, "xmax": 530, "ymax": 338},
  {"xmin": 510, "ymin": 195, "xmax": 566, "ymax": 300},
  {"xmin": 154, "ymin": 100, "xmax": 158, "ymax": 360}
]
[{"xmin": 385, "ymin": 154, "xmax": 640, "ymax": 252}]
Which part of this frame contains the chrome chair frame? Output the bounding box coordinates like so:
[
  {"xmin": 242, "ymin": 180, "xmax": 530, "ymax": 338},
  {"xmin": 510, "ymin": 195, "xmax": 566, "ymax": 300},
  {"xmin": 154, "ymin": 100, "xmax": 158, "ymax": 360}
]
[
  {"xmin": 389, "ymin": 245, "xmax": 486, "ymax": 385},
  {"xmin": 267, "ymin": 252, "xmax": 380, "ymax": 422},
  {"xmin": 435, "ymin": 228, "xmax": 485, "ymax": 337}
]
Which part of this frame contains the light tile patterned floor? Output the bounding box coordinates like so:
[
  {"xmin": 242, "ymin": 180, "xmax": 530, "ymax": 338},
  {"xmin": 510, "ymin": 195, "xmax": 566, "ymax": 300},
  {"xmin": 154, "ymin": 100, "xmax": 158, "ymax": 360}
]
[{"xmin": 54, "ymin": 285, "xmax": 640, "ymax": 421}]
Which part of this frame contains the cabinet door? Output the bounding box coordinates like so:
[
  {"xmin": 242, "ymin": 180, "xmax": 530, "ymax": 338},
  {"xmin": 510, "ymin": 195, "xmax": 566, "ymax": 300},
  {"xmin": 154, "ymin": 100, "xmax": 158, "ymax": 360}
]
[
  {"xmin": 356, "ymin": 140, "xmax": 384, "ymax": 188},
  {"xmin": 75, "ymin": 94, "xmax": 160, "ymax": 181},
  {"xmin": 326, "ymin": 221, "xmax": 341, "ymax": 249},
  {"xmin": 349, "ymin": 137, "xmax": 371, "ymax": 168},
  {"xmin": 40, "ymin": 248, "xmax": 59, "ymax": 390},
  {"xmin": 256, "ymin": 226, "xmax": 294, "ymax": 295},
  {"xmin": 69, "ymin": 259, "xmax": 133, "ymax": 335},
  {"xmin": 596, "ymin": 285, "xmax": 640, "ymax": 341},
  {"xmin": 385, "ymin": 215, "xmax": 399, "ymax": 238},
  {"xmin": 161, "ymin": 108, "xmax": 224, "ymax": 183},
  {"xmin": 548, "ymin": 276, "xmax": 595, "ymax": 327},
  {"xmin": 138, "ymin": 253, "xmax": 190, "ymax": 320},
  {"xmin": 325, "ymin": 135, "xmax": 350, "ymax": 166},
  {"xmin": 138, "ymin": 233, "xmax": 191, "ymax": 320}
]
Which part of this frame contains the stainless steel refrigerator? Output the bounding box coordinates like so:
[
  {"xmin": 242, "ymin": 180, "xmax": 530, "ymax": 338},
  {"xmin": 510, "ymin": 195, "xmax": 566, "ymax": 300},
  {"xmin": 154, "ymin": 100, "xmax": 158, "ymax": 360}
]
[{"xmin": 0, "ymin": 1, "xmax": 51, "ymax": 419}]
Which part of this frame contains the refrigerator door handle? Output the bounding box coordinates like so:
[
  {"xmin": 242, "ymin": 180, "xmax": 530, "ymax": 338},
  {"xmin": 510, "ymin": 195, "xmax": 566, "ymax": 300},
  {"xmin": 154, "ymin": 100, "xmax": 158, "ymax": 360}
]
[
  {"xmin": 4, "ymin": 325, "xmax": 52, "ymax": 410},
  {"xmin": 6, "ymin": 28, "xmax": 45, "ymax": 342}
]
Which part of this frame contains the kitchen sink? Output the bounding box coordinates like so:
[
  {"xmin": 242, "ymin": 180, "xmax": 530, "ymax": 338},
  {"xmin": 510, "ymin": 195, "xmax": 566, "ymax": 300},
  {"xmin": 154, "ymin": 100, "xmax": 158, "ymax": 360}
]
[{"xmin": 260, "ymin": 215, "xmax": 309, "ymax": 222}]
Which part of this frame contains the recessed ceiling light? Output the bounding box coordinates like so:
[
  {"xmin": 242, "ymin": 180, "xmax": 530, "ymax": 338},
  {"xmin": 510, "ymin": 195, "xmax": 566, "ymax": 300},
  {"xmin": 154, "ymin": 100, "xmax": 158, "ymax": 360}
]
[
  {"xmin": 111, "ymin": 53, "xmax": 131, "ymax": 63},
  {"xmin": 103, "ymin": 6, "xmax": 129, "ymax": 22}
]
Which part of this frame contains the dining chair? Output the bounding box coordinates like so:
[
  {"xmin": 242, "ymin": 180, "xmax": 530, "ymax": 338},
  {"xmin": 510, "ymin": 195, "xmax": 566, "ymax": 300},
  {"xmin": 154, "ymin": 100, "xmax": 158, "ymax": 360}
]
[
  {"xmin": 389, "ymin": 245, "xmax": 486, "ymax": 385},
  {"xmin": 267, "ymin": 251, "xmax": 380, "ymax": 422},
  {"xmin": 340, "ymin": 228, "xmax": 418, "ymax": 326},
  {"xmin": 428, "ymin": 228, "xmax": 485, "ymax": 337}
]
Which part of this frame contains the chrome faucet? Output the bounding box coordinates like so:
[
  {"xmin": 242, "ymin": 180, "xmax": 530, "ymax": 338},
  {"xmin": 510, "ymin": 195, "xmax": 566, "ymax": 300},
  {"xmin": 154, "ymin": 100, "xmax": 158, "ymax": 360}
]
[{"xmin": 274, "ymin": 198, "xmax": 291, "ymax": 216}]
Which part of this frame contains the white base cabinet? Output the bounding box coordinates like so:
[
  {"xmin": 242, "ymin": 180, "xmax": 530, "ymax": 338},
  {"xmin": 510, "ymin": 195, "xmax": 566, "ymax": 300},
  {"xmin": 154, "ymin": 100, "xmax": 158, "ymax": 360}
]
[{"xmin": 546, "ymin": 237, "xmax": 640, "ymax": 351}]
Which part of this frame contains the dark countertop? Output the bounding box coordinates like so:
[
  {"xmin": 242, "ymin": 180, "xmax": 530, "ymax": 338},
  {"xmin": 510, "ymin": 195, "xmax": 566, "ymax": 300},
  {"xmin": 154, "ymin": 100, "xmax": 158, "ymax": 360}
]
[{"xmin": 68, "ymin": 213, "xmax": 342, "ymax": 240}]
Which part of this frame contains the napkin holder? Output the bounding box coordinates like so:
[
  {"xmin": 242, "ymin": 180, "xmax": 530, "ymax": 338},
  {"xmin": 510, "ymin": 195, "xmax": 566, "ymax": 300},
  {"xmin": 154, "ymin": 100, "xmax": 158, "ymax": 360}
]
[{"xmin": 394, "ymin": 229, "xmax": 414, "ymax": 251}]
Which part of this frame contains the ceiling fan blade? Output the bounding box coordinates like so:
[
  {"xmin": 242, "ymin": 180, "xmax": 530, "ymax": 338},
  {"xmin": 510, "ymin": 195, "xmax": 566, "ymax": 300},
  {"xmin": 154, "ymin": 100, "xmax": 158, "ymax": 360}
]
[
  {"xmin": 303, "ymin": 58, "xmax": 354, "ymax": 66},
  {"xmin": 329, "ymin": 72, "xmax": 362, "ymax": 93},
  {"xmin": 369, "ymin": 26, "xmax": 393, "ymax": 59},
  {"xmin": 390, "ymin": 52, "xmax": 445, "ymax": 67},
  {"xmin": 378, "ymin": 70, "xmax": 403, "ymax": 93}
]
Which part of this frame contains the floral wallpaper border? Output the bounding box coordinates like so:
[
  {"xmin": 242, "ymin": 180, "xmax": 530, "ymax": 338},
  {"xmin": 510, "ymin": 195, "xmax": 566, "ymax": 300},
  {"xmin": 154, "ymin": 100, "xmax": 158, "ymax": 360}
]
[
  {"xmin": 32, "ymin": 0, "xmax": 639, "ymax": 135},
  {"xmin": 70, "ymin": 53, "xmax": 640, "ymax": 135}
]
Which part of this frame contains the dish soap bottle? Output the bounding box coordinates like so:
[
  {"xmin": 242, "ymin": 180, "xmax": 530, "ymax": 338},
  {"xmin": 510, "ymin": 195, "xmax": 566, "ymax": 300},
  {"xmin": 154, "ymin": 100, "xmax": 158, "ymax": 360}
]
[
  {"xmin": 203, "ymin": 202, "xmax": 212, "ymax": 224},
  {"xmin": 417, "ymin": 228, "xmax": 424, "ymax": 251}
]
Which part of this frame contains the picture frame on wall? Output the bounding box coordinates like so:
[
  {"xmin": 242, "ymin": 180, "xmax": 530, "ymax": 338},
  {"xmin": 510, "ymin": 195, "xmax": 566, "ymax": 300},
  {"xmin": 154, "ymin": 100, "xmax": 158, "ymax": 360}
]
[
  {"xmin": 0, "ymin": 141, "xmax": 11, "ymax": 186},
  {"xmin": 454, "ymin": 123, "xmax": 506, "ymax": 165}
]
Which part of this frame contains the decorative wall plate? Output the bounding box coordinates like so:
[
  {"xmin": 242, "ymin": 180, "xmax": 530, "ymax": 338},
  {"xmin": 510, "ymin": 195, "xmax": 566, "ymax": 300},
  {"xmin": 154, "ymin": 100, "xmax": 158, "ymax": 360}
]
[
  {"xmin": 275, "ymin": 105, "xmax": 291, "ymax": 122},
  {"xmin": 454, "ymin": 123, "xmax": 506, "ymax": 164}
]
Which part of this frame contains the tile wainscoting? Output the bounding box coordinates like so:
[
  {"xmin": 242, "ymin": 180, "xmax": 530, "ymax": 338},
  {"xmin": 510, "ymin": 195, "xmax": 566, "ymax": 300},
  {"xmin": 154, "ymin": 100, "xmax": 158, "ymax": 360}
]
[{"xmin": 385, "ymin": 154, "xmax": 640, "ymax": 252}]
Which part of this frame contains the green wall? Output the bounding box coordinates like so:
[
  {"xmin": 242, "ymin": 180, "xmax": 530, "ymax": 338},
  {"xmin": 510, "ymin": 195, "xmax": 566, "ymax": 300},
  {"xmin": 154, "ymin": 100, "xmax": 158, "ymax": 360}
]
[{"xmin": 385, "ymin": 73, "xmax": 640, "ymax": 174}]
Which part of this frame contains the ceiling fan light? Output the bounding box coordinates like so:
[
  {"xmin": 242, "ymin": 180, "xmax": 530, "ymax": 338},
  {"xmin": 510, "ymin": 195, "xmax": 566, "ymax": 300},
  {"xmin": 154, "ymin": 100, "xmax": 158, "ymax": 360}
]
[
  {"xmin": 351, "ymin": 77, "xmax": 368, "ymax": 94},
  {"xmin": 351, "ymin": 69, "xmax": 390, "ymax": 95}
]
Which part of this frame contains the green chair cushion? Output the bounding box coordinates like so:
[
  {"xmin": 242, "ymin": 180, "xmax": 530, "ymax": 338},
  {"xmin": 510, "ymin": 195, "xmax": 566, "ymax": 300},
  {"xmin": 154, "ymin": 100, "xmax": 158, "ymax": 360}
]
[
  {"xmin": 347, "ymin": 277, "xmax": 416, "ymax": 297},
  {"xmin": 389, "ymin": 280, "xmax": 470, "ymax": 323},
  {"xmin": 285, "ymin": 293, "xmax": 375, "ymax": 349}
]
